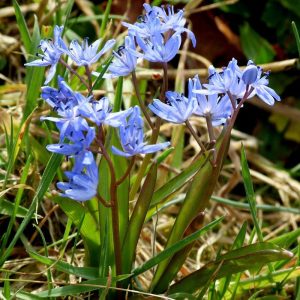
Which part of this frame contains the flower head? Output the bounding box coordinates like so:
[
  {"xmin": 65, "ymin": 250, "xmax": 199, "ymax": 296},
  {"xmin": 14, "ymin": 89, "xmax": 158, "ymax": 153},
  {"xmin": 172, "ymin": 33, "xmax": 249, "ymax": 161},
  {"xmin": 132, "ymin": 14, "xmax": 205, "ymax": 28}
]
[
  {"xmin": 136, "ymin": 32, "xmax": 181, "ymax": 63},
  {"xmin": 190, "ymin": 75, "xmax": 231, "ymax": 126},
  {"xmin": 57, "ymin": 157, "xmax": 98, "ymax": 202},
  {"xmin": 107, "ymin": 35, "xmax": 142, "ymax": 77},
  {"xmin": 25, "ymin": 26, "xmax": 66, "ymax": 84},
  {"xmin": 112, "ymin": 106, "xmax": 170, "ymax": 157},
  {"xmin": 78, "ymin": 96, "xmax": 133, "ymax": 126},
  {"xmin": 62, "ymin": 38, "xmax": 115, "ymax": 66},
  {"xmin": 242, "ymin": 61, "xmax": 280, "ymax": 105},
  {"xmin": 149, "ymin": 82, "xmax": 198, "ymax": 124},
  {"xmin": 123, "ymin": 3, "xmax": 196, "ymax": 47}
]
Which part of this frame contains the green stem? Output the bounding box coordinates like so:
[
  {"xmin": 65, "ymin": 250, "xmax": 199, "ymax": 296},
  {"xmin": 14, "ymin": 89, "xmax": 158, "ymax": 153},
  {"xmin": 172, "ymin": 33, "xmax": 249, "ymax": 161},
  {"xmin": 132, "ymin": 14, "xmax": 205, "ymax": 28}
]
[
  {"xmin": 97, "ymin": 126, "xmax": 122, "ymax": 276},
  {"xmin": 59, "ymin": 58, "xmax": 89, "ymax": 88},
  {"xmin": 132, "ymin": 71, "xmax": 154, "ymax": 129},
  {"xmin": 84, "ymin": 65, "xmax": 93, "ymax": 93}
]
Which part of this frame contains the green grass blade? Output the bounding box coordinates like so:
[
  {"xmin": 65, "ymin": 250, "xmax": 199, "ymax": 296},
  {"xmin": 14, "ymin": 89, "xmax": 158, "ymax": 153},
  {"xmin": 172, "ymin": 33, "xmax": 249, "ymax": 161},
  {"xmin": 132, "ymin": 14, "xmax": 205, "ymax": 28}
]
[
  {"xmin": 13, "ymin": 0, "xmax": 31, "ymax": 53},
  {"xmin": 32, "ymin": 225, "xmax": 53, "ymax": 291},
  {"xmin": 269, "ymin": 228, "xmax": 300, "ymax": 248},
  {"xmin": 100, "ymin": 0, "xmax": 113, "ymax": 37},
  {"xmin": 292, "ymin": 21, "xmax": 300, "ymax": 59},
  {"xmin": 23, "ymin": 17, "xmax": 45, "ymax": 120},
  {"xmin": 35, "ymin": 275, "xmax": 131, "ymax": 297},
  {"xmin": 232, "ymin": 266, "xmax": 300, "ymax": 297},
  {"xmin": 169, "ymin": 242, "xmax": 293, "ymax": 295},
  {"xmin": 0, "ymin": 154, "xmax": 32, "ymax": 254},
  {"xmin": 133, "ymin": 216, "xmax": 224, "ymax": 276},
  {"xmin": 0, "ymin": 152, "xmax": 62, "ymax": 267},
  {"xmin": 240, "ymin": 145, "xmax": 264, "ymax": 243},
  {"xmin": 90, "ymin": 56, "xmax": 113, "ymax": 94},
  {"xmin": 218, "ymin": 221, "xmax": 247, "ymax": 299},
  {"xmin": 28, "ymin": 251, "xmax": 99, "ymax": 279},
  {"xmin": 0, "ymin": 199, "xmax": 37, "ymax": 218},
  {"xmin": 4, "ymin": 272, "xmax": 10, "ymax": 300},
  {"xmin": 211, "ymin": 195, "xmax": 300, "ymax": 214}
]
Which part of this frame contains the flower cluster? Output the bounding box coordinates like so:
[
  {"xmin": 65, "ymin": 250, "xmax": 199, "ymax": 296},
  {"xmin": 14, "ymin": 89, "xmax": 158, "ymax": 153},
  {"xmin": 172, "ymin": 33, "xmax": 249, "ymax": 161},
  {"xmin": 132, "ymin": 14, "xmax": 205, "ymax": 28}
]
[
  {"xmin": 25, "ymin": 3, "xmax": 280, "ymax": 203},
  {"xmin": 106, "ymin": 3, "xmax": 196, "ymax": 78},
  {"xmin": 25, "ymin": 25, "xmax": 115, "ymax": 84},
  {"xmin": 149, "ymin": 59, "xmax": 280, "ymax": 131}
]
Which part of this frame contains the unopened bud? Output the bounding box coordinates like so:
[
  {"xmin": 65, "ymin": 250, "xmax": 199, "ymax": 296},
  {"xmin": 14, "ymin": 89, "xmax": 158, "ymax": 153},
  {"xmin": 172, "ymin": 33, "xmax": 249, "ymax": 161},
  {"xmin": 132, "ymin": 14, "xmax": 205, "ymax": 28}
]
[{"xmin": 242, "ymin": 65, "xmax": 258, "ymax": 85}]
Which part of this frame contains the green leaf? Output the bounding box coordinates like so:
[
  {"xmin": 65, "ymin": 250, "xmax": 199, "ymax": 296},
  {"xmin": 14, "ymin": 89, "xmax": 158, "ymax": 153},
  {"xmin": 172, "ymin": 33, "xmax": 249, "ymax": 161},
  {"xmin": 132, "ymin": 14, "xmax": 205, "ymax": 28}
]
[
  {"xmin": 133, "ymin": 216, "xmax": 224, "ymax": 277},
  {"xmin": 90, "ymin": 56, "xmax": 113, "ymax": 94},
  {"xmin": 218, "ymin": 221, "xmax": 247, "ymax": 299},
  {"xmin": 269, "ymin": 228, "xmax": 300, "ymax": 249},
  {"xmin": 13, "ymin": 0, "xmax": 31, "ymax": 53},
  {"xmin": 23, "ymin": 17, "xmax": 45, "ymax": 119},
  {"xmin": 150, "ymin": 154, "xmax": 207, "ymax": 207},
  {"xmin": 0, "ymin": 199, "xmax": 34, "ymax": 218},
  {"xmin": 240, "ymin": 145, "xmax": 263, "ymax": 243},
  {"xmin": 232, "ymin": 266, "xmax": 300, "ymax": 297},
  {"xmin": 28, "ymin": 251, "xmax": 99, "ymax": 279},
  {"xmin": 151, "ymin": 134, "xmax": 228, "ymax": 293},
  {"xmin": 100, "ymin": 0, "xmax": 113, "ymax": 37},
  {"xmin": 168, "ymin": 242, "xmax": 293, "ymax": 295},
  {"xmin": 122, "ymin": 163, "xmax": 157, "ymax": 274},
  {"xmin": 292, "ymin": 21, "xmax": 300, "ymax": 59},
  {"xmin": 0, "ymin": 153, "xmax": 62, "ymax": 266},
  {"xmin": 35, "ymin": 275, "xmax": 131, "ymax": 297},
  {"xmin": 53, "ymin": 196, "xmax": 101, "ymax": 268},
  {"xmin": 240, "ymin": 22, "xmax": 275, "ymax": 64}
]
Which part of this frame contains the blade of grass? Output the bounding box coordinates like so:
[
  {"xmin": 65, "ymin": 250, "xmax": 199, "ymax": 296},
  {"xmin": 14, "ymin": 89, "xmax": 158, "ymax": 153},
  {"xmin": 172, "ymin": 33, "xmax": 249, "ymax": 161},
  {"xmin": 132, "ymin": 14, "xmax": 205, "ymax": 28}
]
[
  {"xmin": 0, "ymin": 155, "xmax": 32, "ymax": 255},
  {"xmin": 32, "ymin": 225, "xmax": 53, "ymax": 291},
  {"xmin": 218, "ymin": 221, "xmax": 247, "ymax": 299},
  {"xmin": 0, "ymin": 152, "xmax": 62, "ymax": 267},
  {"xmin": 28, "ymin": 251, "xmax": 99, "ymax": 279},
  {"xmin": 90, "ymin": 56, "xmax": 113, "ymax": 94},
  {"xmin": 13, "ymin": 0, "xmax": 31, "ymax": 53},
  {"xmin": 100, "ymin": 0, "xmax": 113, "ymax": 37},
  {"xmin": 292, "ymin": 21, "xmax": 300, "ymax": 59},
  {"xmin": 240, "ymin": 145, "xmax": 263, "ymax": 243}
]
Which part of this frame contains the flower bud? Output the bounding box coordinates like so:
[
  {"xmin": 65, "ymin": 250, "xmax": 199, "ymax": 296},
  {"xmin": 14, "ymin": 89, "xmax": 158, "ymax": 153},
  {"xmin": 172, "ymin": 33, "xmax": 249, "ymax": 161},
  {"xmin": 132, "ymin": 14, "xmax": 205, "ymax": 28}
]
[{"xmin": 242, "ymin": 64, "xmax": 258, "ymax": 85}]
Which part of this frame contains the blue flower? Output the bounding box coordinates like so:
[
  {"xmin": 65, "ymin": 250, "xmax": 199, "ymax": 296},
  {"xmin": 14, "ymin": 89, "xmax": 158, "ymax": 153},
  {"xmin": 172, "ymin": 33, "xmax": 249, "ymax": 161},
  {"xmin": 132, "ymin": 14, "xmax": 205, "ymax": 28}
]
[
  {"xmin": 62, "ymin": 38, "xmax": 115, "ymax": 66},
  {"xmin": 106, "ymin": 35, "xmax": 142, "ymax": 77},
  {"xmin": 112, "ymin": 106, "xmax": 170, "ymax": 157},
  {"xmin": 148, "ymin": 82, "xmax": 198, "ymax": 124},
  {"xmin": 190, "ymin": 75, "xmax": 231, "ymax": 126},
  {"xmin": 57, "ymin": 157, "xmax": 98, "ymax": 202},
  {"xmin": 46, "ymin": 126, "xmax": 95, "ymax": 156},
  {"xmin": 202, "ymin": 58, "xmax": 246, "ymax": 99},
  {"xmin": 123, "ymin": 4, "xmax": 196, "ymax": 47},
  {"xmin": 197, "ymin": 59, "xmax": 280, "ymax": 106},
  {"xmin": 150, "ymin": 4, "xmax": 196, "ymax": 47},
  {"xmin": 41, "ymin": 76, "xmax": 78, "ymax": 111},
  {"xmin": 77, "ymin": 95, "xmax": 133, "ymax": 126},
  {"xmin": 241, "ymin": 61, "xmax": 280, "ymax": 105},
  {"xmin": 25, "ymin": 26, "xmax": 65, "ymax": 84},
  {"xmin": 136, "ymin": 32, "xmax": 181, "ymax": 63}
]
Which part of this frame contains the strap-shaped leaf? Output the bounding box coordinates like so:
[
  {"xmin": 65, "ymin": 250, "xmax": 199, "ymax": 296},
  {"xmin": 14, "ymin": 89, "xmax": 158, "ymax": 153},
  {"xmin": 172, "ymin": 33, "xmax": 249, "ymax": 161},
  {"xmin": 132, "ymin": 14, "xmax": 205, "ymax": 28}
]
[
  {"xmin": 133, "ymin": 216, "xmax": 224, "ymax": 277},
  {"xmin": 122, "ymin": 163, "xmax": 157, "ymax": 274},
  {"xmin": 168, "ymin": 242, "xmax": 293, "ymax": 295}
]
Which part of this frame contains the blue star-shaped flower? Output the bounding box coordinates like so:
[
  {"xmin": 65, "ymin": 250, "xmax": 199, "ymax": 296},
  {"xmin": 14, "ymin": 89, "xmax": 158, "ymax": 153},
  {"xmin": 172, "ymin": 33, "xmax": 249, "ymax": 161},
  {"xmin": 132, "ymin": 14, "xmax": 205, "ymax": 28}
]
[
  {"xmin": 25, "ymin": 26, "xmax": 66, "ymax": 84},
  {"xmin": 112, "ymin": 106, "xmax": 170, "ymax": 157},
  {"xmin": 62, "ymin": 38, "xmax": 115, "ymax": 66}
]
